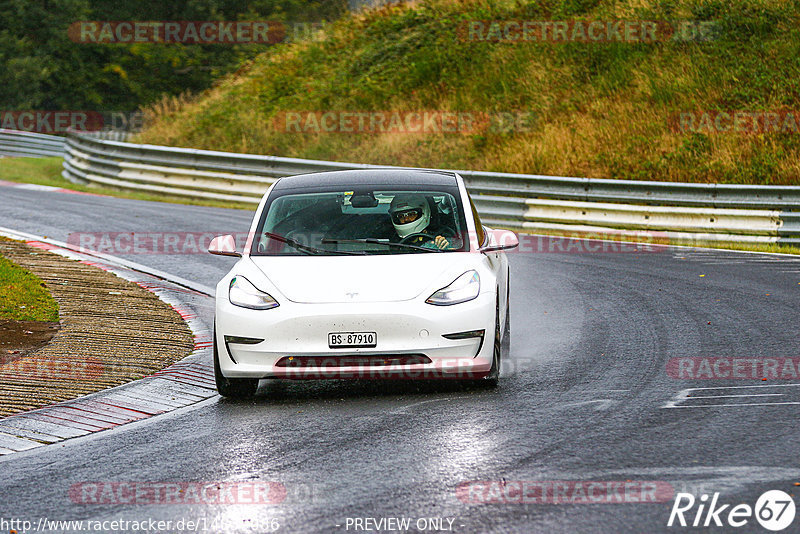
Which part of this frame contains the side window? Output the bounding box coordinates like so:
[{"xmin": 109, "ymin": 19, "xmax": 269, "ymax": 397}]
[{"xmin": 468, "ymin": 196, "xmax": 486, "ymax": 246}]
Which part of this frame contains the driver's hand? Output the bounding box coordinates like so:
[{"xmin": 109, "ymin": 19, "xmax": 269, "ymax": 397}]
[{"xmin": 434, "ymin": 235, "xmax": 449, "ymax": 249}]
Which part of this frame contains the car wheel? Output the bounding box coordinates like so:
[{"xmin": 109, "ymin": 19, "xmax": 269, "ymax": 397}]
[
  {"xmin": 502, "ymin": 279, "xmax": 510, "ymax": 355},
  {"xmin": 213, "ymin": 327, "xmax": 259, "ymax": 398},
  {"xmin": 482, "ymin": 296, "xmax": 502, "ymax": 387}
]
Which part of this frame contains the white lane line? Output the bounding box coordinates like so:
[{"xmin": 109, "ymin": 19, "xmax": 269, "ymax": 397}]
[
  {"xmin": 667, "ymin": 401, "xmax": 800, "ymax": 409},
  {"xmin": 13, "ymin": 184, "xmax": 61, "ymax": 192},
  {"xmin": 680, "ymin": 383, "xmax": 800, "ymax": 391},
  {"xmin": 688, "ymin": 393, "xmax": 784, "ymax": 399},
  {"xmin": 693, "ymin": 261, "xmax": 746, "ymax": 265},
  {"xmin": 690, "ymin": 260, "xmax": 800, "ymax": 265},
  {"xmin": 739, "ymin": 260, "xmax": 796, "ymax": 264},
  {"xmin": 663, "ymin": 383, "xmax": 800, "ymax": 409},
  {"xmin": 390, "ymin": 396, "xmax": 473, "ymax": 414}
]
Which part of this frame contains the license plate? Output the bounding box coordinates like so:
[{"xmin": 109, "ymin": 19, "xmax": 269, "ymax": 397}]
[{"xmin": 328, "ymin": 332, "xmax": 377, "ymax": 348}]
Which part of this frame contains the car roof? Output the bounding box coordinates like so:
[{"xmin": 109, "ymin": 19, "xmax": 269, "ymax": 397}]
[{"xmin": 271, "ymin": 169, "xmax": 459, "ymax": 192}]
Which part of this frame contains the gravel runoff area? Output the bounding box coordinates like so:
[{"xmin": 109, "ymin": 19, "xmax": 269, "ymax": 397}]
[{"xmin": 0, "ymin": 239, "xmax": 195, "ymax": 416}]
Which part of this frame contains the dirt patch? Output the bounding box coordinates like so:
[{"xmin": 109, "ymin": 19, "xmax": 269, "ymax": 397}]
[
  {"xmin": 0, "ymin": 319, "xmax": 60, "ymax": 364},
  {"xmin": 0, "ymin": 239, "xmax": 195, "ymax": 417}
]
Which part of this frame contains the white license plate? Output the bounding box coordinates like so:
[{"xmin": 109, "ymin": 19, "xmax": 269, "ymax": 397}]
[{"xmin": 328, "ymin": 332, "xmax": 377, "ymax": 348}]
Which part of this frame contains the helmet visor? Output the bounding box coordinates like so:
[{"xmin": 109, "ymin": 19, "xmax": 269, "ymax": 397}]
[{"xmin": 391, "ymin": 207, "xmax": 423, "ymax": 225}]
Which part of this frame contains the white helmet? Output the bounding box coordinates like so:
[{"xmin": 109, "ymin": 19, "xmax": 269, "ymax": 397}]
[{"xmin": 390, "ymin": 194, "xmax": 430, "ymax": 238}]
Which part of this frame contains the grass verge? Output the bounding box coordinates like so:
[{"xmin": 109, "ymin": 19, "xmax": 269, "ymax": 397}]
[
  {"xmin": 0, "ymin": 157, "xmax": 255, "ymax": 211},
  {"xmin": 0, "ymin": 239, "xmax": 59, "ymax": 322}
]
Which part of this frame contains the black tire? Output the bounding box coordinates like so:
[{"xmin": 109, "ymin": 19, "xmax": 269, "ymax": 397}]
[
  {"xmin": 482, "ymin": 296, "xmax": 502, "ymax": 387},
  {"xmin": 213, "ymin": 327, "xmax": 259, "ymax": 398},
  {"xmin": 503, "ymin": 274, "xmax": 510, "ymax": 355}
]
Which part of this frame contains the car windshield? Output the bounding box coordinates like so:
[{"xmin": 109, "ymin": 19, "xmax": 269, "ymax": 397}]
[{"xmin": 252, "ymin": 188, "xmax": 468, "ymax": 255}]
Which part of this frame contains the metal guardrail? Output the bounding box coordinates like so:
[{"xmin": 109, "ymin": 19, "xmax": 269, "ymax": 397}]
[
  {"xmin": 19, "ymin": 129, "xmax": 792, "ymax": 246},
  {"xmin": 0, "ymin": 129, "xmax": 133, "ymax": 158},
  {"xmin": 61, "ymin": 130, "xmax": 384, "ymax": 203},
  {"xmin": 0, "ymin": 130, "xmax": 66, "ymax": 158}
]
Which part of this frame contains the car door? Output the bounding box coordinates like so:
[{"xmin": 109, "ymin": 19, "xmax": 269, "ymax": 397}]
[{"xmin": 468, "ymin": 195, "xmax": 509, "ymax": 326}]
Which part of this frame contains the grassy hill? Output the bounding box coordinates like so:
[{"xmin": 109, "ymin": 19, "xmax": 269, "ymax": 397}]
[{"xmin": 136, "ymin": 0, "xmax": 800, "ymax": 185}]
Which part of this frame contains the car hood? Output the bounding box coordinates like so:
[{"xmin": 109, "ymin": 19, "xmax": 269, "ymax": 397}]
[{"xmin": 249, "ymin": 253, "xmax": 473, "ymax": 304}]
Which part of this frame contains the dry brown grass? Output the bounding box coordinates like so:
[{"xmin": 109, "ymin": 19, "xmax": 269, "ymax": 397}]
[{"xmin": 135, "ymin": 0, "xmax": 800, "ymax": 185}]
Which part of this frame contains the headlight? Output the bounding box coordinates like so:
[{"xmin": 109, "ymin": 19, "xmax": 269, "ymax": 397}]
[
  {"xmin": 229, "ymin": 276, "xmax": 279, "ymax": 310},
  {"xmin": 426, "ymin": 270, "xmax": 480, "ymax": 306}
]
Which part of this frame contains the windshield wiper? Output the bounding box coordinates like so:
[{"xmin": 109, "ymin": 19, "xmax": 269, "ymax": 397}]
[
  {"xmin": 263, "ymin": 232, "xmax": 364, "ymax": 255},
  {"xmin": 321, "ymin": 238, "xmax": 443, "ymax": 253}
]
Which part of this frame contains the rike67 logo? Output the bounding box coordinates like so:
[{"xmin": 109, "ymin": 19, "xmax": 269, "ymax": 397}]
[{"xmin": 668, "ymin": 490, "xmax": 796, "ymax": 531}]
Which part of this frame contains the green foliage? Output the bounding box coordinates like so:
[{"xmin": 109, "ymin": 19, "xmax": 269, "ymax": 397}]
[{"xmin": 0, "ymin": 0, "xmax": 348, "ymax": 112}]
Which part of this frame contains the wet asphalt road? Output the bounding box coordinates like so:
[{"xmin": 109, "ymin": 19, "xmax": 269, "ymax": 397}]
[{"xmin": 1, "ymin": 187, "xmax": 800, "ymax": 533}]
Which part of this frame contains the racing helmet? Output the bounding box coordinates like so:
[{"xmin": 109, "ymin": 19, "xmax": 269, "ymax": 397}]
[{"xmin": 389, "ymin": 194, "xmax": 430, "ymax": 238}]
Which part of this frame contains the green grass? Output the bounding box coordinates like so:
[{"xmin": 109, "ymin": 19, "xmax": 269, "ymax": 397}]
[
  {"xmin": 0, "ymin": 243, "xmax": 59, "ymax": 322},
  {"xmin": 136, "ymin": 0, "xmax": 800, "ymax": 185},
  {"xmin": 0, "ymin": 157, "xmax": 255, "ymax": 211},
  {"xmin": 0, "ymin": 157, "xmax": 74, "ymax": 189}
]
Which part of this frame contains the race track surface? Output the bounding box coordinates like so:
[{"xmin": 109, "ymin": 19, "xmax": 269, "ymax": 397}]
[{"xmin": 1, "ymin": 187, "xmax": 799, "ymax": 533}]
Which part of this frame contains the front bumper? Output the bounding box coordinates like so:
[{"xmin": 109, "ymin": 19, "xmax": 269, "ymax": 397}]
[{"xmin": 215, "ymin": 291, "xmax": 496, "ymax": 379}]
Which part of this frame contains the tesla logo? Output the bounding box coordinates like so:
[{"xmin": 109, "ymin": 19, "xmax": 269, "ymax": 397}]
[{"xmin": 345, "ymin": 291, "xmax": 358, "ymax": 298}]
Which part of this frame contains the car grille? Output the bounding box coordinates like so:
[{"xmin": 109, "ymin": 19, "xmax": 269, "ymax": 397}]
[{"xmin": 274, "ymin": 354, "xmax": 432, "ymax": 368}]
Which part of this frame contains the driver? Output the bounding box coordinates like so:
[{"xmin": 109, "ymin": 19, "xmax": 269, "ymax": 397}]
[{"xmin": 389, "ymin": 194, "xmax": 453, "ymax": 250}]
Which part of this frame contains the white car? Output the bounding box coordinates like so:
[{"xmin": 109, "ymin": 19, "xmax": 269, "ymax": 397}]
[{"xmin": 209, "ymin": 169, "xmax": 517, "ymax": 397}]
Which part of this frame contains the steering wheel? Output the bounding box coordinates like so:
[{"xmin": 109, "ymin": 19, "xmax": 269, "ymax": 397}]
[{"xmin": 400, "ymin": 232, "xmax": 436, "ymax": 245}]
